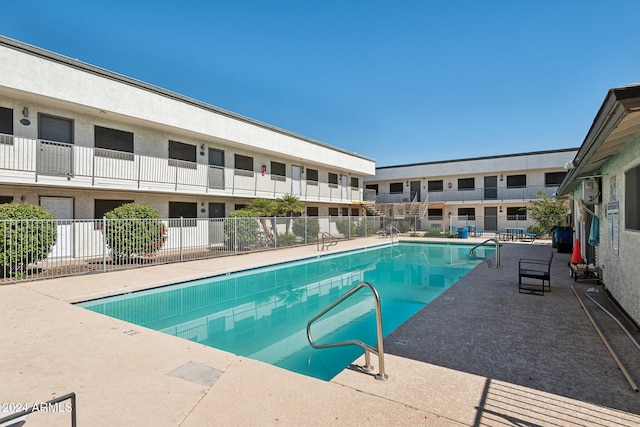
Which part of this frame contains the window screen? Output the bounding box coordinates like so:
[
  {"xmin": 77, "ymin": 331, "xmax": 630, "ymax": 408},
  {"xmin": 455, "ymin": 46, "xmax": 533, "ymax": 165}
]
[{"xmin": 95, "ymin": 126, "xmax": 134, "ymax": 153}]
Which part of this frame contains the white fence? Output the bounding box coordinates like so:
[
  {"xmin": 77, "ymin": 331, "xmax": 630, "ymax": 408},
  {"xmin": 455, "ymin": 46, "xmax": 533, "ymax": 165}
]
[{"xmin": 0, "ymin": 216, "xmax": 383, "ymax": 283}]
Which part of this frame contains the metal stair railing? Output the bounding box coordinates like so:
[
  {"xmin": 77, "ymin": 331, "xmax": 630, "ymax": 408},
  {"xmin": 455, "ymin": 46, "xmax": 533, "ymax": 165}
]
[
  {"xmin": 468, "ymin": 238, "xmax": 501, "ymax": 267},
  {"xmin": 317, "ymin": 231, "xmax": 338, "ymax": 251},
  {"xmin": 0, "ymin": 392, "xmax": 77, "ymax": 427},
  {"xmin": 306, "ymin": 281, "xmax": 388, "ymax": 380}
]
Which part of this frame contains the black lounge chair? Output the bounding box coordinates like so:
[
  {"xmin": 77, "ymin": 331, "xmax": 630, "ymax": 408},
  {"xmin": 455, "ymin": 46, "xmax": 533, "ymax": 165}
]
[{"xmin": 518, "ymin": 252, "xmax": 553, "ymax": 295}]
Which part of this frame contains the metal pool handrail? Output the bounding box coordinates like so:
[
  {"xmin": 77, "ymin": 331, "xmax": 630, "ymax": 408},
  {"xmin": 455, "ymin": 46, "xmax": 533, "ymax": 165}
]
[
  {"xmin": 468, "ymin": 238, "xmax": 501, "ymax": 267},
  {"xmin": 306, "ymin": 281, "xmax": 388, "ymax": 380}
]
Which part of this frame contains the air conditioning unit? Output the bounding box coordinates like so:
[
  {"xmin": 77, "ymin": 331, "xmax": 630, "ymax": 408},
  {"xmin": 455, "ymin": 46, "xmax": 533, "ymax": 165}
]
[{"xmin": 582, "ymin": 179, "xmax": 600, "ymax": 204}]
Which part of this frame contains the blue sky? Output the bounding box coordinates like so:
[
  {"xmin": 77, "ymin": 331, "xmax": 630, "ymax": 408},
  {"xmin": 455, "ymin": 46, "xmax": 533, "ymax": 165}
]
[{"xmin": 2, "ymin": 1, "xmax": 639, "ymax": 166}]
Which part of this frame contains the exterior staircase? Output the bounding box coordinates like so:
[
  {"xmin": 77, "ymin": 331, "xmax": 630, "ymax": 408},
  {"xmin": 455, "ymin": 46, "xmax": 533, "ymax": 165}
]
[{"xmin": 361, "ymin": 201, "xmax": 385, "ymax": 217}]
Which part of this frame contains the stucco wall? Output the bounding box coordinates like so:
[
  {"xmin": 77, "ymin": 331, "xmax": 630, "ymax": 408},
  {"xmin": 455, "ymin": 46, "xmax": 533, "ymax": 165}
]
[
  {"xmin": 587, "ymin": 135, "xmax": 640, "ymax": 325},
  {"xmin": 0, "ymin": 43, "xmax": 374, "ymax": 175}
]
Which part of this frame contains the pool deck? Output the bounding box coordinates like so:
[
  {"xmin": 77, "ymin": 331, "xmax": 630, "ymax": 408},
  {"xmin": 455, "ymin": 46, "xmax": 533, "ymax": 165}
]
[{"xmin": 2, "ymin": 236, "xmax": 640, "ymax": 426}]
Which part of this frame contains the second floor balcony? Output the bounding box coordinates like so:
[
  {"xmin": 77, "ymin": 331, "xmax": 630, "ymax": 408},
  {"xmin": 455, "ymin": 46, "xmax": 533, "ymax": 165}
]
[
  {"xmin": 369, "ymin": 185, "xmax": 559, "ymax": 204},
  {"xmin": 0, "ymin": 134, "xmax": 362, "ymax": 203}
]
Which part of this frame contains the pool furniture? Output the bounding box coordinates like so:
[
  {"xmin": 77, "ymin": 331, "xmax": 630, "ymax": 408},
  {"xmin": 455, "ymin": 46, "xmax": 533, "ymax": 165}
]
[
  {"xmin": 505, "ymin": 227, "xmax": 527, "ymax": 241},
  {"xmin": 518, "ymin": 252, "xmax": 553, "ymax": 295}
]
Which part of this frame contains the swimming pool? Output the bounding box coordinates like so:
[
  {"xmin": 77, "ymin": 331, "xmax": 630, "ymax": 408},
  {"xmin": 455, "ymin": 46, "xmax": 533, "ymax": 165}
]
[{"xmin": 78, "ymin": 242, "xmax": 494, "ymax": 380}]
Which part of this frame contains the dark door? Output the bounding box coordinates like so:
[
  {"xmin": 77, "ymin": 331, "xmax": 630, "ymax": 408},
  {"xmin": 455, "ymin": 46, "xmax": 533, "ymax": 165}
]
[
  {"xmin": 38, "ymin": 114, "xmax": 73, "ymax": 176},
  {"xmin": 410, "ymin": 181, "xmax": 421, "ymax": 202},
  {"xmin": 484, "ymin": 207, "xmax": 498, "ymax": 231},
  {"xmin": 484, "ymin": 176, "xmax": 497, "ymax": 200},
  {"xmin": 208, "ymin": 148, "xmax": 225, "ymax": 189},
  {"xmin": 208, "ymin": 202, "xmax": 225, "ymax": 245}
]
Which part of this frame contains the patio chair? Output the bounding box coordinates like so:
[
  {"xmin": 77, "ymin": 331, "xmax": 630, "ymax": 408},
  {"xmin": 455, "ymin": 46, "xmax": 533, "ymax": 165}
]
[{"xmin": 518, "ymin": 252, "xmax": 553, "ymax": 295}]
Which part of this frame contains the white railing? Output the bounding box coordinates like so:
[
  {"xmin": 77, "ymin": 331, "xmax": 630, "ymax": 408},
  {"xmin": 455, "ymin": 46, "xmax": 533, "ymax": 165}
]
[
  {"xmin": 0, "ymin": 134, "xmax": 362, "ymax": 203},
  {"xmin": 374, "ymin": 185, "xmax": 558, "ymax": 204},
  {"xmin": 0, "ymin": 215, "xmax": 383, "ymax": 283}
]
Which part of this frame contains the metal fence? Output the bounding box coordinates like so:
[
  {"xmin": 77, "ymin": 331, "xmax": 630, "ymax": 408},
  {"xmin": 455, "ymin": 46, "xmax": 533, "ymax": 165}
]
[
  {"xmin": 0, "ymin": 215, "xmax": 383, "ymax": 284},
  {"xmin": 385, "ymin": 215, "xmax": 540, "ymax": 235}
]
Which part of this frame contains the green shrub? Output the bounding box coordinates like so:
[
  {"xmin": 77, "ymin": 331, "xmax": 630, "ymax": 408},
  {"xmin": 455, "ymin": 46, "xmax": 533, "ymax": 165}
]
[
  {"xmin": 527, "ymin": 224, "xmax": 544, "ymax": 238},
  {"xmin": 291, "ymin": 217, "xmax": 320, "ymax": 242},
  {"xmin": 0, "ymin": 203, "xmax": 57, "ymax": 277},
  {"xmin": 335, "ymin": 218, "xmax": 353, "ymax": 237},
  {"xmin": 276, "ymin": 233, "xmax": 297, "ymax": 247},
  {"xmin": 353, "ymin": 219, "xmax": 372, "ymax": 237},
  {"xmin": 102, "ymin": 203, "xmax": 167, "ymax": 262},
  {"xmin": 225, "ymin": 210, "xmax": 260, "ymax": 250},
  {"xmin": 424, "ymin": 229, "xmax": 442, "ymax": 237}
]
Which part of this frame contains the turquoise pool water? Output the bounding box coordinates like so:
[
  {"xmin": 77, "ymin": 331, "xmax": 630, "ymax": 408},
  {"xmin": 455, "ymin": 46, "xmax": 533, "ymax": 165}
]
[{"xmin": 78, "ymin": 242, "xmax": 494, "ymax": 380}]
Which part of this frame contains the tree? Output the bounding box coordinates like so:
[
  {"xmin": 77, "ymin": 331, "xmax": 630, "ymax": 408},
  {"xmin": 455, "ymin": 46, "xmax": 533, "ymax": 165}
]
[
  {"xmin": 527, "ymin": 191, "xmax": 569, "ymax": 237},
  {"xmin": 0, "ymin": 203, "xmax": 57, "ymax": 277},
  {"xmin": 276, "ymin": 194, "xmax": 305, "ymax": 234},
  {"xmin": 102, "ymin": 203, "xmax": 167, "ymax": 263},
  {"xmin": 245, "ymin": 198, "xmax": 277, "ymax": 240},
  {"xmin": 225, "ymin": 210, "xmax": 260, "ymax": 250}
]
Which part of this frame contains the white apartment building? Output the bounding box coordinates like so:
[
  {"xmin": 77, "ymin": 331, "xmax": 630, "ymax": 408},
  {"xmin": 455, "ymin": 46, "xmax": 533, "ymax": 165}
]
[
  {"xmin": 363, "ymin": 148, "xmax": 578, "ymax": 233},
  {"xmin": 558, "ymin": 83, "xmax": 640, "ymax": 325},
  {"xmin": 0, "ymin": 36, "xmax": 374, "ymax": 223}
]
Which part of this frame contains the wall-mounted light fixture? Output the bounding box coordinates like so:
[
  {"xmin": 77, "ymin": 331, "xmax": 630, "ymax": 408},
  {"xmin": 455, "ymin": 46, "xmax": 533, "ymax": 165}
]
[
  {"xmin": 199, "ymin": 144, "xmax": 205, "ymax": 156},
  {"xmin": 499, "ymin": 174, "xmax": 504, "ymax": 181},
  {"xmin": 406, "ymin": 181, "xmax": 409, "ymax": 187},
  {"xmin": 301, "ymin": 166, "xmax": 304, "ymax": 173},
  {"xmin": 499, "ymin": 206, "xmax": 503, "ymax": 213},
  {"xmin": 22, "ymin": 107, "xmax": 29, "ymax": 118}
]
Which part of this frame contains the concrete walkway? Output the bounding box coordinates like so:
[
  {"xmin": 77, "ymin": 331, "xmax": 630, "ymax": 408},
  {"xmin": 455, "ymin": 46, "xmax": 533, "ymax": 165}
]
[{"xmin": 1, "ymin": 237, "xmax": 639, "ymax": 426}]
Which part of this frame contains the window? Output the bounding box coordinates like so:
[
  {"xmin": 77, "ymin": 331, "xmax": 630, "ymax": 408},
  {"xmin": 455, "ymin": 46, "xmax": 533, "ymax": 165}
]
[
  {"xmin": 328, "ymin": 173, "xmax": 338, "ymax": 187},
  {"xmin": 365, "ymin": 184, "xmax": 378, "ymax": 194},
  {"xmin": 271, "ymin": 161, "xmax": 286, "ymax": 180},
  {"xmin": 169, "ymin": 202, "xmax": 197, "ymax": 227},
  {"xmin": 329, "ymin": 207, "xmax": 339, "ymax": 216},
  {"xmin": 507, "ymin": 207, "xmax": 527, "ymax": 220},
  {"xmin": 350, "ymin": 177, "xmax": 359, "ymax": 188},
  {"xmin": 341, "ymin": 207, "xmax": 349, "ymax": 216},
  {"xmin": 307, "ymin": 168, "xmax": 318, "ymax": 183},
  {"xmin": 389, "ymin": 182, "xmax": 403, "ymax": 194},
  {"xmin": 545, "ymin": 172, "xmax": 567, "ymax": 186},
  {"xmin": 0, "ymin": 196, "xmax": 13, "ymax": 204},
  {"xmin": 351, "ymin": 208, "xmax": 360, "ymax": 216},
  {"xmin": 234, "ymin": 204, "xmax": 248, "ymax": 211},
  {"xmin": 428, "ymin": 180, "xmax": 443, "ymax": 192},
  {"xmin": 458, "ymin": 178, "xmax": 474, "ymax": 190},
  {"xmin": 234, "ymin": 154, "xmax": 254, "ymax": 175},
  {"xmin": 507, "ymin": 174, "xmax": 526, "ymax": 188},
  {"xmin": 626, "ymin": 164, "xmax": 640, "ymax": 230},
  {"xmin": 0, "ymin": 107, "xmax": 13, "ymax": 137},
  {"xmin": 458, "ymin": 207, "xmax": 476, "ymax": 219},
  {"xmin": 95, "ymin": 126, "xmax": 134, "ymax": 158},
  {"xmin": 169, "ymin": 140, "xmax": 196, "ymax": 168},
  {"xmin": 307, "ymin": 206, "xmax": 318, "ymax": 216},
  {"xmin": 428, "ymin": 208, "xmax": 443, "ymax": 220},
  {"xmin": 94, "ymin": 199, "xmax": 134, "ymax": 219}
]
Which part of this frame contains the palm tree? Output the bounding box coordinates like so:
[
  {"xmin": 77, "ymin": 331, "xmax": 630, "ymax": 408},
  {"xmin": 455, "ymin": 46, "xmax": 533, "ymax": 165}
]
[
  {"xmin": 247, "ymin": 198, "xmax": 277, "ymax": 241},
  {"xmin": 277, "ymin": 194, "xmax": 305, "ymax": 234}
]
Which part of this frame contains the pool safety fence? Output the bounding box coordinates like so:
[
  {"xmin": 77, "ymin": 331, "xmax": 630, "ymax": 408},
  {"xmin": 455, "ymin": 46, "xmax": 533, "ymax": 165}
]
[{"xmin": 0, "ymin": 215, "xmax": 383, "ymax": 283}]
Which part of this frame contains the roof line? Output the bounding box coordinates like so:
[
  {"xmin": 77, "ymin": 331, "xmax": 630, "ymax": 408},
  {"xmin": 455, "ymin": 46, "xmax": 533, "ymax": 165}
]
[
  {"xmin": 0, "ymin": 35, "xmax": 374, "ymax": 162},
  {"xmin": 376, "ymin": 148, "xmax": 579, "ymax": 170}
]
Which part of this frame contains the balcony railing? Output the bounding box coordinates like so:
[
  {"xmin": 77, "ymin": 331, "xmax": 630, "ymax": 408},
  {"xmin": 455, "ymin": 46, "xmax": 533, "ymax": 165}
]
[
  {"xmin": 374, "ymin": 185, "xmax": 558, "ymax": 204},
  {"xmin": 0, "ymin": 134, "xmax": 362, "ymax": 203}
]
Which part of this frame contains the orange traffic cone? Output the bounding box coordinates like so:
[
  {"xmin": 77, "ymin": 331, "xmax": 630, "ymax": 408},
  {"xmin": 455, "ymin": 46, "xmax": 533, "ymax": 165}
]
[{"xmin": 570, "ymin": 238, "xmax": 583, "ymax": 264}]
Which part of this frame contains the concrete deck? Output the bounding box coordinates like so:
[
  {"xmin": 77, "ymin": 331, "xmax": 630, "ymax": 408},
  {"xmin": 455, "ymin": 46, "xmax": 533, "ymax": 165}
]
[{"xmin": 1, "ymin": 237, "xmax": 639, "ymax": 426}]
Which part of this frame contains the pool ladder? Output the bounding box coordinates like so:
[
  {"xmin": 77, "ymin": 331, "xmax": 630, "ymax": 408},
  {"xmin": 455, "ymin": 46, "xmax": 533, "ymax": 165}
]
[
  {"xmin": 317, "ymin": 232, "xmax": 338, "ymax": 251},
  {"xmin": 306, "ymin": 281, "xmax": 388, "ymax": 380},
  {"xmin": 468, "ymin": 238, "xmax": 501, "ymax": 267}
]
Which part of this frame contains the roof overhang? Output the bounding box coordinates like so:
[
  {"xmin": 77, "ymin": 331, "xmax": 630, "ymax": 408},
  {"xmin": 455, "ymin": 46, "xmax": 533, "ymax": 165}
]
[{"xmin": 558, "ymin": 84, "xmax": 640, "ymax": 197}]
